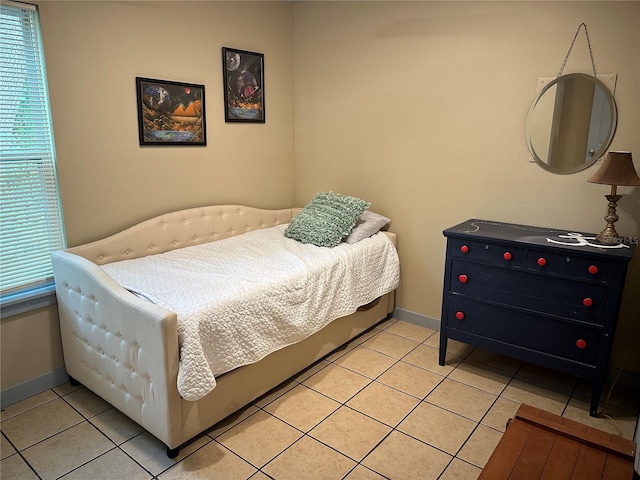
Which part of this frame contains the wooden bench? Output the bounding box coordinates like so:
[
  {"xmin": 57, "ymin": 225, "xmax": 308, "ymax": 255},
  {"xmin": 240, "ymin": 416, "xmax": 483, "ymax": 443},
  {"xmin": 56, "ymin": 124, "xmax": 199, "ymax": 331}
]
[{"xmin": 479, "ymin": 404, "xmax": 637, "ymax": 479}]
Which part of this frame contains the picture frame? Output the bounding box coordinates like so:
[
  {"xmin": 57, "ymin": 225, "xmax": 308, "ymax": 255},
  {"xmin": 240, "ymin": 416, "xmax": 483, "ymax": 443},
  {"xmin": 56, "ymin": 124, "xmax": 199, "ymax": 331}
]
[
  {"xmin": 222, "ymin": 47, "xmax": 265, "ymax": 123},
  {"xmin": 135, "ymin": 77, "xmax": 206, "ymax": 146}
]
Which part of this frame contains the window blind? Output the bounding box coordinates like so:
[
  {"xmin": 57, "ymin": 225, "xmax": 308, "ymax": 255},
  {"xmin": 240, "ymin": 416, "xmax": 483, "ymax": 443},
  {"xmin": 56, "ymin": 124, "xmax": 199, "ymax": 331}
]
[{"xmin": 0, "ymin": 1, "xmax": 66, "ymax": 298}]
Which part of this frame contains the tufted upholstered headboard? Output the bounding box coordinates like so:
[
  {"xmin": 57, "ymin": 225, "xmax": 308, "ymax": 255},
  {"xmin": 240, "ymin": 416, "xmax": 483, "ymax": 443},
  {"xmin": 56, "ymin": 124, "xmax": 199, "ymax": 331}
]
[{"xmin": 67, "ymin": 205, "xmax": 300, "ymax": 266}]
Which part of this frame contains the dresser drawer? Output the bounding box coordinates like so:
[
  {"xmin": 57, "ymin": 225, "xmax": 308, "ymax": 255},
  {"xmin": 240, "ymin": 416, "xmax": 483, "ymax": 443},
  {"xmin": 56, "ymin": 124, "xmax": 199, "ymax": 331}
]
[
  {"xmin": 448, "ymin": 238, "xmax": 526, "ymax": 268},
  {"xmin": 446, "ymin": 297, "xmax": 601, "ymax": 366},
  {"xmin": 526, "ymin": 250, "xmax": 613, "ymax": 283},
  {"xmin": 449, "ymin": 259, "xmax": 608, "ymax": 324}
]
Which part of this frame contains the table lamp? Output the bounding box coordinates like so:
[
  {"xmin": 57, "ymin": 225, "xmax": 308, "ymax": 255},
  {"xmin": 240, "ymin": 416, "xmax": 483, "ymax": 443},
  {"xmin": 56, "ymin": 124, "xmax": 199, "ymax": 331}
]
[{"xmin": 587, "ymin": 151, "xmax": 640, "ymax": 245}]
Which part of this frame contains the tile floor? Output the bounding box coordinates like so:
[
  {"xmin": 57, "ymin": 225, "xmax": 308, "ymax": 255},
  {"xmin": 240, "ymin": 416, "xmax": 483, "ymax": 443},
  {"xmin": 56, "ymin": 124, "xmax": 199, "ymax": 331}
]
[{"xmin": 1, "ymin": 318, "xmax": 638, "ymax": 480}]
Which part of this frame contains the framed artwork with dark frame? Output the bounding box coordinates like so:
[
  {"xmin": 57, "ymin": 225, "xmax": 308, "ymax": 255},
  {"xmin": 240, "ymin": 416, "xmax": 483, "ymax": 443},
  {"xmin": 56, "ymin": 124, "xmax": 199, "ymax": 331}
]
[
  {"xmin": 136, "ymin": 77, "xmax": 206, "ymax": 146},
  {"xmin": 222, "ymin": 47, "xmax": 265, "ymax": 123}
]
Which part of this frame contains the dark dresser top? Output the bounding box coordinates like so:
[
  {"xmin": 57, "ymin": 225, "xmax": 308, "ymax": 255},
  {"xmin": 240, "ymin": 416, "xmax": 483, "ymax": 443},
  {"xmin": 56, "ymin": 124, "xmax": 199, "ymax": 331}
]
[{"xmin": 443, "ymin": 219, "xmax": 635, "ymax": 261}]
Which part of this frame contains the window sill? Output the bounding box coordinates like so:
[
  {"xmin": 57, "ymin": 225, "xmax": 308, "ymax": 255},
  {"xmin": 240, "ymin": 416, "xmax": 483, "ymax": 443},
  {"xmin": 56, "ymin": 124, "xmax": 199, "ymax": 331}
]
[{"xmin": 0, "ymin": 283, "xmax": 57, "ymax": 319}]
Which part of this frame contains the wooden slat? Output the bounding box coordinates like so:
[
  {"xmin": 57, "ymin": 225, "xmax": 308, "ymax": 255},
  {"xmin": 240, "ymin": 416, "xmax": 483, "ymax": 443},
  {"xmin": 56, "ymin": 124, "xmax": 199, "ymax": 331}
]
[
  {"xmin": 539, "ymin": 407, "xmax": 581, "ymax": 428},
  {"xmin": 609, "ymin": 434, "xmax": 638, "ymax": 455},
  {"xmin": 479, "ymin": 405, "xmax": 636, "ymax": 480},
  {"xmin": 539, "ymin": 434, "xmax": 581, "ymax": 480},
  {"xmin": 478, "ymin": 420, "xmax": 533, "ymax": 479},
  {"xmin": 601, "ymin": 452, "xmax": 635, "ymax": 479},
  {"xmin": 515, "ymin": 405, "xmax": 635, "ymax": 460},
  {"xmin": 508, "ymin": 424, "xmax": 557, "ymax": 479},
  {"xmin": 570, "ymin": 445, "xmax": 607, "ymax": 480}
]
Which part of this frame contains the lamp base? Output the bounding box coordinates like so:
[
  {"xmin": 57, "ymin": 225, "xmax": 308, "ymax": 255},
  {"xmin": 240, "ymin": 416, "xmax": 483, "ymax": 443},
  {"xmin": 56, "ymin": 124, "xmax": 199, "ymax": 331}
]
[
  {"xmin": 595, "ymin": 230, "xmax": 620, "ymax": 245},
  {"xmin": 595, "ymin": 194, "xmax": 622, "ymax": 245}
]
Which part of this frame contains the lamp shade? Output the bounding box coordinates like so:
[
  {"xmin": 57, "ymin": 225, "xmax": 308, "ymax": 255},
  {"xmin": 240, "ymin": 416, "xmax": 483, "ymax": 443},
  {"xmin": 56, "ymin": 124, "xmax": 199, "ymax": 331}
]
[{"xmin": 587, "ymin": 151, "xmax": 640, "ymax": 186}]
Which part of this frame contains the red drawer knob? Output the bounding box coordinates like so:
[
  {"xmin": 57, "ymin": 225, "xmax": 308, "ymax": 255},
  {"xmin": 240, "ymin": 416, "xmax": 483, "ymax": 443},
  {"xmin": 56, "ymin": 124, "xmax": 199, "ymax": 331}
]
[
  {"xmin": 583, "ymin": 297, "xmax": 593, "ymax": 307},
  {"xmin": 503, "ymin": 252, "xmax": 512, "ymax": 261},
  {"xmin": 455, "ymin": 311, "xmax": 465, "ymax": 320},
  {"xmin": 588, "ymin": 265, "xmax": 598, "ymax": 275},
  {"xmin": 458, "ymin": 274, "xmax": 468, "ymax": 284},
  {"xmin": 460, "ymin": 245, "xmax": 469, "ymax": 254},
  {"xmin": 537, "ymin": 257, "xmax": 547, "ymax": 266},
  {"xmin": 576, "ymin": 339, "xmax": 587, "ymax": 349}
]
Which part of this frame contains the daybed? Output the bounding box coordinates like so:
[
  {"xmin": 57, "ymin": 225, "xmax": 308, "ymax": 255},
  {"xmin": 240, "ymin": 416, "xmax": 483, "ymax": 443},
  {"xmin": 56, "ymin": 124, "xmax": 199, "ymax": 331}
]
[{"xmin": 52, "ymin": 204, "xmax": 398, "ymax": 456}]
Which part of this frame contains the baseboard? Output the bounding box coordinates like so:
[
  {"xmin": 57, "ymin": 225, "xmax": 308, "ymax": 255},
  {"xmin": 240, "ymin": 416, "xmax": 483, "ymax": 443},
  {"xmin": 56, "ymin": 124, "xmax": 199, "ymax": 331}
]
[
  {"xmin": 1, "ymin": 368, "xmax": 68, "ymax": 409},
  {"xmin": 391, "ymin": 307, "xmax": 440, "ymax": 331}
]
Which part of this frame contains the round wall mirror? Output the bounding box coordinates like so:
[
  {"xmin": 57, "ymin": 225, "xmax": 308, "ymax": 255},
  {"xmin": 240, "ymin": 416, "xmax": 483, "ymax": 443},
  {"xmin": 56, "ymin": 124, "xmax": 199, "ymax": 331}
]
[{"xmin": 526, "ymin": 73, "xmax": 617, "ymax": 174}]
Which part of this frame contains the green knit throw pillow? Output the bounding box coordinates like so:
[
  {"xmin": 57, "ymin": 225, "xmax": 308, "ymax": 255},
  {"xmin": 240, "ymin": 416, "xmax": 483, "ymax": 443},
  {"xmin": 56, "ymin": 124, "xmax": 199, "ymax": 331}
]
[{"xmin": 285, "ymin": 192, "xmax": 369, "ymax": 247}]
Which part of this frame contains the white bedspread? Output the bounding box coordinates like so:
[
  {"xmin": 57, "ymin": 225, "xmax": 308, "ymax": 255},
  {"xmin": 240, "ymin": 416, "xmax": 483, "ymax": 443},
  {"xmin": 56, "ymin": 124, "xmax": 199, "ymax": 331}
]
[{"xmin": 101, "ymin": 224, "xmax": 399, "ymax": 401}]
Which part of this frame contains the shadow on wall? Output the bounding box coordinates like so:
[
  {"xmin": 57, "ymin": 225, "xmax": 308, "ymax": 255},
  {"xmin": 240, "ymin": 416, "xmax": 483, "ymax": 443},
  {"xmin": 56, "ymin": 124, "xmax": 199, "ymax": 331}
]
[
  {"xmin": 611, "ymin": 244, "xmax": 640, "ymax": 374},
  {"xmin": 618, "ymin": 188, "xmax": 640, "ymax": 238},
  {"xmin": 610, "ymin": 181, "xmax": 640, "ymax": 373}
]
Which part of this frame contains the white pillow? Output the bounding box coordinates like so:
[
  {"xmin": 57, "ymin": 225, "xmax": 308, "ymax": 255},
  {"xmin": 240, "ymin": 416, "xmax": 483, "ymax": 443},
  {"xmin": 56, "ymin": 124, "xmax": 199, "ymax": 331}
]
[{"xmin": 344, "ymin": 210, "xmax": 390, "ymax": 244}]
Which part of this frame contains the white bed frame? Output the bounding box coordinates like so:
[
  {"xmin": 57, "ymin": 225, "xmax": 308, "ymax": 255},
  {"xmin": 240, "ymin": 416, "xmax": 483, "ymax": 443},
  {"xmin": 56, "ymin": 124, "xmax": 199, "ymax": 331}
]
[{"xmin": 52, "ymin": 205, "xmax": 396, "ymax": 456}]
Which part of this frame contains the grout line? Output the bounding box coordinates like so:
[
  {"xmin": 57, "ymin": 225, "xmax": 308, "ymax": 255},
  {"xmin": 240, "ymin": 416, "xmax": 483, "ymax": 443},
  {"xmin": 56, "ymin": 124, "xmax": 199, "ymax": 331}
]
[
  {"xmin": 2, "ymin": 327, "xmax": 638, "ymax": 480},
  {"xmin": 1, "ymin": 431, "xmax": 42, "ymax": 479}
]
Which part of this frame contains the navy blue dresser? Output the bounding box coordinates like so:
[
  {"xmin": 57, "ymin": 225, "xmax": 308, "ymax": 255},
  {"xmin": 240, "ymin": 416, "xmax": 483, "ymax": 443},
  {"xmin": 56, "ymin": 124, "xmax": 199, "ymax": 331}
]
[{"xmin": 439, "ymin": 219, "xmax": 635, "ymax": 416}]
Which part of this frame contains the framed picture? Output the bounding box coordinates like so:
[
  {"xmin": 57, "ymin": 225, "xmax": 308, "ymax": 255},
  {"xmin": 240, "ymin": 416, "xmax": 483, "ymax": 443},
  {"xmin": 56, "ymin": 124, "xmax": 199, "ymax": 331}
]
[
  {"xmin": 136, "ymin": 77, "xmax": 206, "ymax": 145},
  {"xmin": 222, "ymin": 47, "xmax": 265, "ymax": 123}
]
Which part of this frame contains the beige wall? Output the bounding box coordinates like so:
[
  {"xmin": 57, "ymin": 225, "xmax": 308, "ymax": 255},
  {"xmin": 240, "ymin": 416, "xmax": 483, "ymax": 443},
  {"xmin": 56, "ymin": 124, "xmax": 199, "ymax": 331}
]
[
  {"xmin": 293, "ymin": 1, "xmax": 640, "ymax": 371},
  {"xmin": 1, "ymin": 308, "xmax": 64, "ymax": 391},
  {"xmin": 2, "ymin": 1, "xmax": 295, "ymax": 392},
  {"xmin": 39, "ymin": 1, "xmax": 295, "ymax": 247},
  {"xmin": 3, "ymin": 1, "xmax": 639, "ymax": 394}
]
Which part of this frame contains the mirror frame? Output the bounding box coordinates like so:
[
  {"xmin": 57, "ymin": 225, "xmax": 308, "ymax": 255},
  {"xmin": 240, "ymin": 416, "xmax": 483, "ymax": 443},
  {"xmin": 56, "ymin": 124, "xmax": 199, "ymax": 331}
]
[{"xmin": 526, "ymin": 73, "xmax": 617, "ymax": 175}]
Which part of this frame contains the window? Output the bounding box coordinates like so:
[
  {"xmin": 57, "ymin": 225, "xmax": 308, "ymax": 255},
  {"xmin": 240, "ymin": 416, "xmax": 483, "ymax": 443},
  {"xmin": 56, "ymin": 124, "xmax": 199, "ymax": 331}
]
[{"xmin": 0, "ymin": 1, "xmax": 66, "ymax": 316}]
